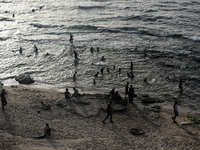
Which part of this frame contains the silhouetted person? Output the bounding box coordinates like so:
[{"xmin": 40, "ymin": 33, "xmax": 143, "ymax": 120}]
[
  {"xmin": 100, "ymin": 67, "xmax": 104, "ymax": 75},
  {"xmin": 34, "ymin": 45, "xmax": 38, "ymax": 54},
  {"xmin": 172, "ymin": 101, "xmax": 178, "ymax": 123},
  {"xmin": 113, "ymin": 91, "xmax": 122, "ymax": 100},
  {"xmin": 72, "ymin": 87, "xmax": 79, "ymax": 97},
  {"xmin": 107, "ymin": 68, "xmax": 110, "ymax": 73},
  {"xmin": 90, "ymin": 47, "xmax": 94, "ymax": 53},
  {"xmin": 109, "ymin": 88, "xmax": 115, "ymax": 98},
  {"xmin": 65, "ymin": 88, "xmax": 70, "ymax": 99},
  {"xmin": 130, "ymin": 72, "xmax": 134, "ymax": 79},
  {"xmin": 103, "ymin": 101, "xmax": 114, "ymax": 124},
  {"xmin": 125, "ymin": 82, "xmax": 129, "ymax": 98},
  {"xmin": 118, "ymin": 68, "xmax": 121, "ymax": 74},
  {"xmin": 93, "ymin": 79, "xmax": 96, "ymax": 86},
  {"xmin": 19, "ymin": 47, "xmax": 22, "ymax": 54},
  {"xmin": 94, "ymin": 72, "xmax": 99, "ymax": 77},
  {"xmin": 44, "ymin": 123, "xmax": 51, "ymax": 136},
  {"xmin": 73, "ymin": 71, "xmax": 77, "ymax": 81},
  {"xmin": 179, "ymin": 79, "xmax": 183, "ymax": 89},
  {"xmin": 74, "ymin": 50, "xmax": 78, "ymax": 59},
  {"xmin": 101, "ymin": 56, "xmax": 106, "ymax": 61},
  {"xmin": 97, "ymin": 47, "xmax": 100, "ymax": 53},
  {"xmin": 128, "ymin": 85, "xmax": 134, "ymax": 103},
  {"xmin": 69, "ymin": 33, "xmax": 73, "ymax": 44},
  {"xmin": 1, "ymin": 89, "xmax": 7, "ymax": 111},
  {"xmin": 130, "ymin": 61, "xmax": 133, "ymax": 71}
]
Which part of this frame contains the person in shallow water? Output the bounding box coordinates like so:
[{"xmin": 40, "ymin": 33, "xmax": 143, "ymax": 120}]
[
  {"xmin": 69, "ymin": 33, "xmax": 73, "ymax": 44},
  {"xmin": 101, "ymin": 56, "xmax": 106, "ymax": 61},
  {"xmin": 74, "ymin": 50, "xmax": 78, "ymax": 59},
  {"xmin": 179, "ymin": 79, "xmax": 183, "ymax": 89}
]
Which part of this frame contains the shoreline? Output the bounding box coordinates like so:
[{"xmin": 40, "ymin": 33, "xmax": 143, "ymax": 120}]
[
  {"xmin": 0, "ymin": 84, "xmax": 200, "ymax": 149},
  {"xmin": 2, "ymin": 83, "xmax": 200, "ymax": 115}
]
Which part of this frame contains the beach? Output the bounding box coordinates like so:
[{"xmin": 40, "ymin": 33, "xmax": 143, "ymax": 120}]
[{"xmin": 0, "ymin": 85, "xmax": 200, "ymax": 150}]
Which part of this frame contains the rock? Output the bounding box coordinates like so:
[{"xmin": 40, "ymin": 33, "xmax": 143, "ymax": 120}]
[
  {"xmin": 130, "ymin": 128, "xmax": 145, "ymax": 135},
  {"xmin": 180, "ymin": 122, "xmax": 194, "ymax": 126},
  {"xmin": 15, "ymin": 74, "xmax": 35, "ymax": 84},
  {"xmin": 139, "ymin": 96, "xmax": 163, "ymax": 104}
]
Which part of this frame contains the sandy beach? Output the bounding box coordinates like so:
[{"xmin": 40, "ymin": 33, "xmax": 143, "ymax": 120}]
[{"xmin": 0, "ymin": 85, "xmax": 200, "ymax": 150}]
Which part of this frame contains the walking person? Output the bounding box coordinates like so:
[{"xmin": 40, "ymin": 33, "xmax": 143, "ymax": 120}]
[
  {"xmin": 103, "ymin": 101, "xmax": 114, "ymax": 124},
  {"xmin": 1, "ymin": 89, "xmax": 7, "ymax": 111},
  {"xmin": 172, "ymin": 101, "xmax": 178, "ymax": 123}
]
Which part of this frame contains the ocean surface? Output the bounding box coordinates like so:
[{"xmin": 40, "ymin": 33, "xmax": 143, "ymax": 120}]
[{"xmin": 0, "ymin": 0, "xmax": 200, "ymax": 110}]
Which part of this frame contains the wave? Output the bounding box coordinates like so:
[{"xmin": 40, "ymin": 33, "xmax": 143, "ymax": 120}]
[
  {"xmin": 68, "ymin": 25, "xmax": 98, "ymax": 31},
  {"xmin": 184, "ymin": 36, "xmax": 200, "ymax": 42},
  {"xmin": 0, "ymin": 37, "xmax": 9, "ymax": 41},
  {"xmin": 30, "ymin": 23, "xmax": 64, "ymax": 29},
  {"xmin": 97, "ymin": 27, "xmax": 200, "ymax": 42},
  {"xmin": 0, "ymin": 17, "xmax": 13, "ymax": 22},
  {"xmin": 122, "ymin": 15, "xmax": 172, "ymax": 22},
  {"xmin": 77, "ymin": 5, "xmax": 105, "ymax": 10}
]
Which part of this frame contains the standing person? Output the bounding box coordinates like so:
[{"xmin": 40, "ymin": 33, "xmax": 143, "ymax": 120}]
[
  {"xmin": 34, "ymin": 45, "xmax": 38, "ymax": 54},
  {"xmin": 1, "ymin": 89, "xmax": 7, "ymax": 111},
  {"xmin": 103, "ymin": 101, "xmax": 114, "ymax": 124},
  {"xmin": 130, "ymin": 61, "xmax": 133, "ymax": 72},
  {"xmin": 100, "ymin": 67, "xmax": 104, "ymax": 75},
  {"xmin": 172, "ymin": 101, "xmax": 178, "ymax": 123},
  {"xmin": 69, "ymin": 33, "xmax": 73, "ymax": 44},
  {"xmin": 90, "ymin": 47, "xmax": 94, "ymax": 53},
  {"xmin": 128, "ymin": 85, "xmax": 134, "ymax": 103},
  {"xmin": 125, "ymin": 82, "xmax": 129, "ymax": 98},
  {"xmin": 64, "ymin": 88, "xmax": 70, "ymax": 99},
  {"xmin": 19, "ymin": 47, "xmax": 22, "ymax": 54},
  {"xmin": 109, "ymin": 88, "xmax": 115, "ymax": 98},
  {"xmin": 44, "ymin": 123, "xmax": 51, "ymax": 137},
  {"xmin": 179, "ymin": 79, "xmax": 183, "ymax": 89},
  {"xmin": 74, "ymin": 50, "xmax": 78, "ymax": 59}
]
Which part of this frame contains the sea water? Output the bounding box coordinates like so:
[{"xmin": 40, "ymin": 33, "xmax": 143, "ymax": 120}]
[{"xmin": 0, "ymin": 0, "xmax": 200, "ymax": 110}]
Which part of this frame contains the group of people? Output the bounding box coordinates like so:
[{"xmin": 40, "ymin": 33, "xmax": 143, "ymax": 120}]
[
  {"xmin": 19, "ymin": 45, "xmax": 38, "ymax": 55},
  {"xmin": 64, "ymin": 87, "xmax": 80, "ymax": 99},
  {"xmin": 125, "ymin": 82, "xmax": 137, "ymax": 103}
]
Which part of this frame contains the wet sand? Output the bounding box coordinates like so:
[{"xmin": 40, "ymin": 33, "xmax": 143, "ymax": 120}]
[{"xmin": 0, "ymin": 85, "xmax": 200, "ymax": 150}]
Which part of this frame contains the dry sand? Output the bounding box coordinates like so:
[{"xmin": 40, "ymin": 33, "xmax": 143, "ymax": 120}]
[{"xmin": 0, "ymin": 85, "xmax": 200, "ymax": 150}]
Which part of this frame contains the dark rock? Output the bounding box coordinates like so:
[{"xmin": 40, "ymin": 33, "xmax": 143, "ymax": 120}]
[
  {"xmin": 130, "ymin": 128, "xmax": 145, "ymax": 135},
  {"xmin": 15, "ymin": 74, "xmax": 35, "ymax": 84},
  {"xmin": 139, "ymin": 96, "xmax": 163, "ymax": 103}
]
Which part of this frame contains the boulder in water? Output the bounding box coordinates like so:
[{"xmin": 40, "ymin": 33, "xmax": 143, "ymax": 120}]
[{"xmin": 15, "ymin": 74, "xmax": 35, "ymax": 84}]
